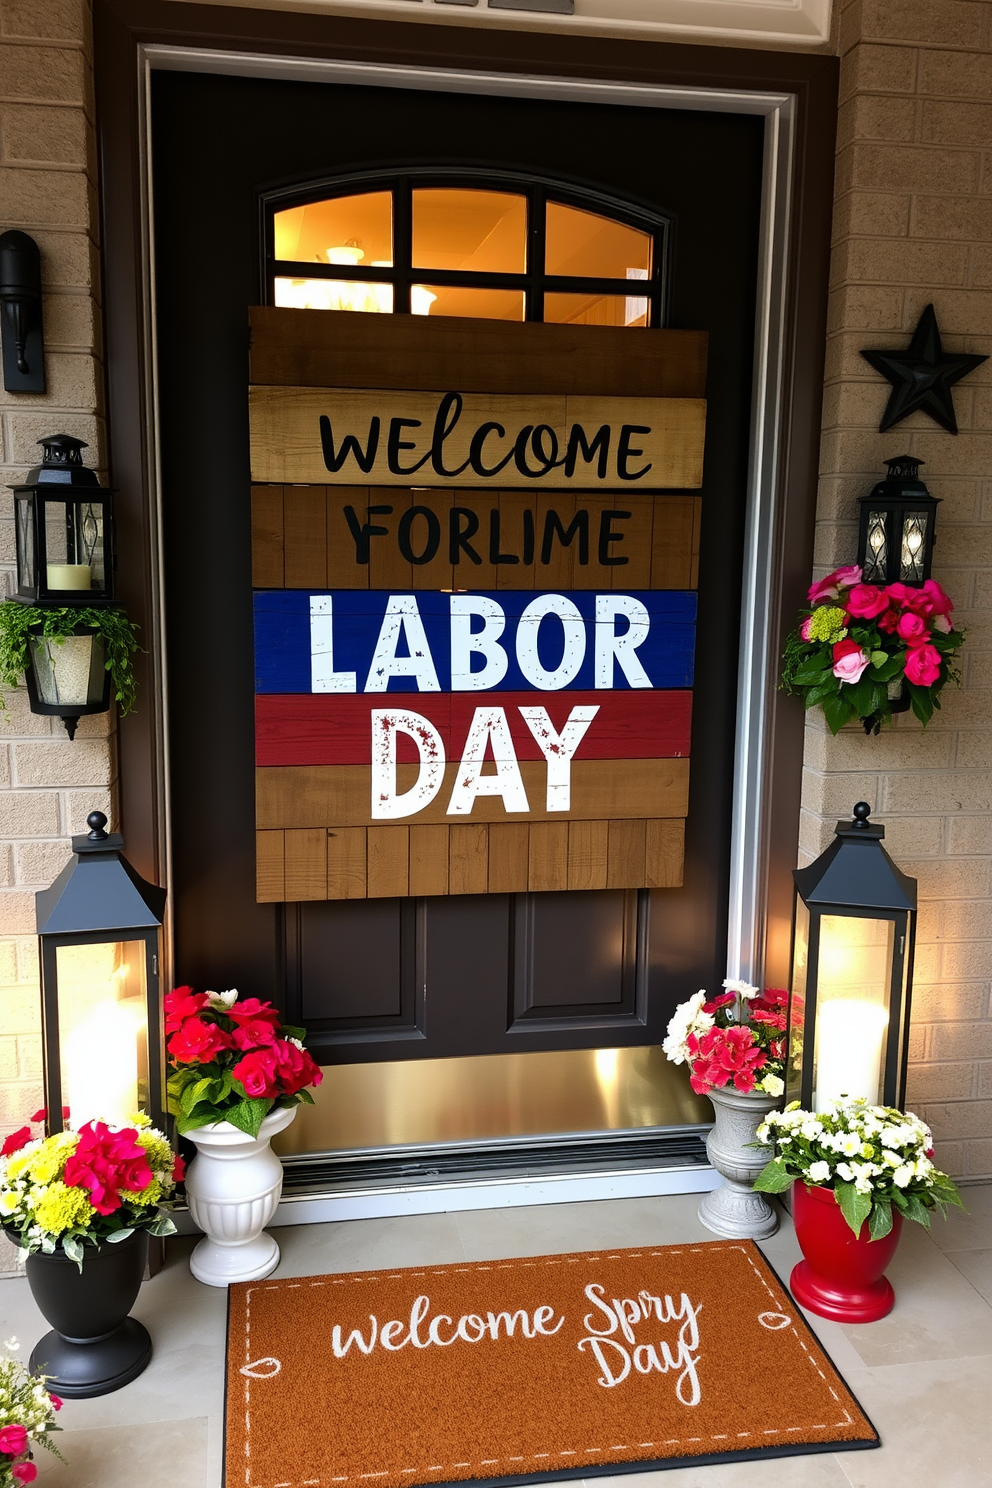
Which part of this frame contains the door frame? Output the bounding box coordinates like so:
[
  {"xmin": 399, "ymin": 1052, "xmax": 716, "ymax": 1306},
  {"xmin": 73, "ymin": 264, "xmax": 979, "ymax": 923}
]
[{"xmin": 94, "ymin": 0, "xmax": 836, "ymax": 1012}]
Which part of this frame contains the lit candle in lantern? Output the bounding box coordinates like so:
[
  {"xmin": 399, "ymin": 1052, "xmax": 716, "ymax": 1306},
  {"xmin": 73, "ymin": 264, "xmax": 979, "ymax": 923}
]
[
  {"xmin": 46, "ymin": 563, "xmax": 92, "ymax": 591},
  {"xmin": 814, "ymin": 999, "xmax": 888, "ymax": 1111},
  {"xmin": 63, "ymin": 998, "xmax": 140, "ymax": 1128}
]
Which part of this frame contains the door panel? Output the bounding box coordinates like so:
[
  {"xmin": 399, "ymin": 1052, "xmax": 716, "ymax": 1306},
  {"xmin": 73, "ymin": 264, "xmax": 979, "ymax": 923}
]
[{"xmin": 151, "ymin": 70, "xmax": 763, "ymax": 1076}]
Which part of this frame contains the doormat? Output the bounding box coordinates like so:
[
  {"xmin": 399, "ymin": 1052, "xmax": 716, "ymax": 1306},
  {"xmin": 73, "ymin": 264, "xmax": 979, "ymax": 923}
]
[{"xmin": 224, "ymin": 1240, "xmax": 878, "ymax": 1488}]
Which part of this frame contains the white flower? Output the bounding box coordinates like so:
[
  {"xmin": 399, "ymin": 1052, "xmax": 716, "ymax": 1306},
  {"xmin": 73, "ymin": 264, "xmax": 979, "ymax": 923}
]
[
  {"xmin": 838, "ymin": 1133, "xmax": 862, "ymax": 1156},
  {"xmin": 808, "ymin": 1160, "xmax": 831, "ymax": 1183},
  {"xmin": 207, "ymin": 988, "xmax": 239, "ymax": 1009},
  {"xmin": 756, "ymin": 1073, "xmax": 784, "ymax": 1097},
  {"xmin": 723, "ymin": 977, "xmax": 759, "ymax": 1000},
  {"xmin": 892, "ymin": 1164, "xmax": 914, "ymax": 1188},
  {"xmin": 3, "ymin": 1337, "xmax": 19, "ymax": 1351},
  {"xmin": 663, "ymin": 991, "xmax": 714, "ymax": 1064},
  {"xmin": 836, "ymin": 1162, "xmax": 854, "ymax": 1182},
  {"xmin": 800, "ymin": 1119, "xmax": 825, "ymax": 1140}
]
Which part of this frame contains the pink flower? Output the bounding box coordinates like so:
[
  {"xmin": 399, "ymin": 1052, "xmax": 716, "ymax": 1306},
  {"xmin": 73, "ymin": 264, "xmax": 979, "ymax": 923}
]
[
  {"xmin": 49, "ymin": 1397, "xmax": 61, "ymax": 1412},
  {"xmin": 751, "ymin": 1007, "xmax": 787, "ymax": 1031},
  {"xmin": 799, "ymin": 615, "xmax": 813, "ymax": 641},
  {"xmin": 273, "ymin": 1040, "xmax": 323, "ymax": 1097},
  {"xmin": 231, "ymin": 1047, "xmax": 281, "ymax": 1099},
  {"xmin": 832, "ymin": 638, "xmax": 871, "ymax": 684},
  {"xmin": 163, "ymin": 986, "xmax": 208, "ymax": 1035},
  {"xmin": 167, "ymin": 1017, "xmax": 232, "ymax": 1066},
  {"xmin": 63, "ymin": 1122, "xmax": 153, "ymax": 1217},
  {"xmin": 12, "ymin": 1463, "xmax": 36, "ymax": 1484},
  {"xmin": 0, "ymin": 1426, "xmax": 28, "ymax": 1456},
  {"xmin": 172, "ymin": 1154, "xmax": 186, "ymax": 1183},
  {"xmin": 230, "ymin": 1017, "xmax": 281, "ymax": 1052},
  {"xmin": 807, "ymin": 565, "xmax": 862, "ymax": 606},
  {"xmin": 920, "ymin": 578, "xmax": 954, "ymax": 619},
  {"xmin": 29, "ymin": 1109, "xmax": 46, "ymax": 1124},
  {"xmin": 686, "ymin": 1026, "xmax": 767, "ymax": 1095},
  {"xmin": 702, "ymin": 992, "xmax": 736, "ymax": 1014},
  {"xmin": 846, "ymin": 583, "xmax": 889, "ymax": 619},
  {"xmin": 0, "ymin": 1127, "xmax": 31, "ymax": 1158},
  {"xmin": 225, "ymin": 998, "xmax": 282, "ymax": 1031},
  {"xmin": 896, "ymin": 611, "xmax": 928, "ymax": 644},
  {"xmin": 904, "ymin": 643, "xmax": 942, "ymax": 686}
]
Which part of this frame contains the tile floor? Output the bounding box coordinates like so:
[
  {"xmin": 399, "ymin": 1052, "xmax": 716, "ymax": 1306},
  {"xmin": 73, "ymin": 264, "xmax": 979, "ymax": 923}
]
[{"xmin": 1, "ymin": 1183, "xmax": 990, "ymax": 1488}]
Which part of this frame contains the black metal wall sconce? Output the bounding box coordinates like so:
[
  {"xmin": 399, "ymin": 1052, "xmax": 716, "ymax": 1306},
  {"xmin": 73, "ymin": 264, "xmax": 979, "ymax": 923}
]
[
  {"xmin": 857, "ymin": 456, "xmax": 940, "ymax": 588},
  {"xmin": 0, "ymin": 230, "xmax": 45, "ymax": 393}
]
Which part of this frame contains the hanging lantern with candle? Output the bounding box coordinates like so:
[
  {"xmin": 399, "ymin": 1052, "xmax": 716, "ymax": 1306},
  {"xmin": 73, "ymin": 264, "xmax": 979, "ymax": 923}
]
[
  {"xmin": 787, "ymin": 802, "xmax": 917, "ymax": 1113},
  {"xmin": 857, "ymin": 455, "xmax": 939, "ymax": 588},
  {"xmin": 35, "ymin": 811, "xmax": 166, "ymax": 1134},
  {"xmin": 1, "ymin": 436, "xmax": 139, "ymax": 739}
]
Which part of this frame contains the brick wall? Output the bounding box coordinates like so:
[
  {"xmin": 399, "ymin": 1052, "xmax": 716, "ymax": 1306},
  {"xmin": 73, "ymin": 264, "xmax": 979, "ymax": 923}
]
[
  {"xmin": 803, "ymin": 0, "xmax": 992, "ymax": 1182},
  {"xmin": 0, "ymin": 0, "xmax": 116, "ymax": 1154}
]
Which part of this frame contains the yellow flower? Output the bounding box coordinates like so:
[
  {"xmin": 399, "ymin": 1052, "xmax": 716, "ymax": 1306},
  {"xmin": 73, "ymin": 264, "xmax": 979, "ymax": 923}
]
[
  {"xmin": 34, "ymin": 1181, "xmax": 94, "ymax": 1235},
  {"xmin": 808, "ymin": 606, "xmax": 848, "ymax": 644},
  {"xmin": 4, "ymin": 1152, "xmax": 33, "ymax": 1181},
  {"xmin": 26, "ymin": 1132, "xmax": 77, "ymax": 1185},
  {"xmin": 135, "ymin": 1130, "xmax": 173, "ymax": 1172},
  {"xmin": 123, "ymin": 1179, "xmax": 162, "ymax": 1208},
  {"xmin": 127, "ymin": 1112, "xmax": 152, "ymax": 1129}
]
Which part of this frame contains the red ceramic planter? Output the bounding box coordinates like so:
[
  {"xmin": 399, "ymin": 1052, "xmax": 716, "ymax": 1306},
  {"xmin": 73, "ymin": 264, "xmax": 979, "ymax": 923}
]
[{"xmin": 790, "ymin": 1182, "xmax": 903, "ymax": 1323}]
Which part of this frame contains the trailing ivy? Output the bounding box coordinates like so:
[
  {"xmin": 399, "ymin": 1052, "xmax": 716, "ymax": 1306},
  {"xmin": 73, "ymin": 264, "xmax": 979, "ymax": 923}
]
[{"xmin": 0, "ymin": 602, "xmax": 141, "ymax": 715}]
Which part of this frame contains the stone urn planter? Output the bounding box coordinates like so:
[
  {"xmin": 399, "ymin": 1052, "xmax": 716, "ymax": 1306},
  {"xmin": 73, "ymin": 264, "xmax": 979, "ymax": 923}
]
[
  {"xmin": 24, "ymin": 1229, "xmax": 151, "ymax": 1398},
  {"xmin": 697, "ymin": 1086, "xmax": 780, "ymax": 1240},
  {"xmin": 184, "ymin": 1104, "xmax": 297, "ymax": 1287}
]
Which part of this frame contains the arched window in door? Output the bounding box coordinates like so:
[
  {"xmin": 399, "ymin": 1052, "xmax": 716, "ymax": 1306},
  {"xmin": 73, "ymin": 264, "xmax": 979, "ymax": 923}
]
[{"xmin": 265, "ymin": 175, "xmax": 669, "ymax": 328}]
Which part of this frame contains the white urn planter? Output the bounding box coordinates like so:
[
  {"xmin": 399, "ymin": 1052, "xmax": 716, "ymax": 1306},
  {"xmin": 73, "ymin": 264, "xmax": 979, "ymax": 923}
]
[
  {"xmin": 697, "ymin": 1086, "xmax": 780, "ymax": 1240},
  {"xmin": 184, "ymin": 1104, "xmax": 297, "ymax": 1287}
]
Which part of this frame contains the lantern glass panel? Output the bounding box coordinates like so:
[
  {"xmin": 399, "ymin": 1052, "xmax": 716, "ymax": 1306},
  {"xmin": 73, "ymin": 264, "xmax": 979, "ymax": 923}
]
[
  {"xmin": 43, "ymin": 497, "xmax": 106, "ymax": 593},
  {"xmin": 900, "ymin": 511, "xmax": 929, "ymax": 583},
  {"xmin": 787, "ymin": 896, "xmax": 810, "ymax": 1106},
  {"xmin": 28, "ymin": 631, "xmax": 105, "ymax": 708},
  {"xmin": 814, "ymin": 914, "xmax": 894, "ymax": 1111},
  {"xmin": 54, "ymin": 939, "xmax": 149, "ymax": 1129},
  {"xmin": 862, "ymin": 509, "xmax": 888, "ymax": 583},
  {"xmin": 14, "ymin": 495, "xmax": 35, "ymax": 593}
]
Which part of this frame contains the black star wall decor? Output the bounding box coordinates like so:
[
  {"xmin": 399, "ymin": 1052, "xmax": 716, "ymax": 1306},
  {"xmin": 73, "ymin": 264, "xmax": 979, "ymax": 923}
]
[{"xmin": 861, "ymin": 303, "xmax": 987, "ymax": 434}]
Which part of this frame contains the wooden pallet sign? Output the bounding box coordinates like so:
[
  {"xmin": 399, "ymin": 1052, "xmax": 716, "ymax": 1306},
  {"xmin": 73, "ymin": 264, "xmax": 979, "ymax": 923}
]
[{"xmin": 249, "ymin": 310, "xmax": 707, "ymax": 902}]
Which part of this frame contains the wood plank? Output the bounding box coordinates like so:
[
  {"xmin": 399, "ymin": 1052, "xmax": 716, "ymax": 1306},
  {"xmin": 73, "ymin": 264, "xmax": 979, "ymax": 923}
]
[
  {"xmin": 326, "ymin": 489, "xmax": 372, "ymax": 589},
  {"xmin": 487, "ymin": 822, "xmax": 530, "ymax": 893},
  {"xmin": 282, "ymin": 488, "xmax": 327, "ymax": 588},
  {"xmin": 651, "ymin": 496, "xmax": 702, "ymax": 591},
  {"xmin": 256, "ymin": 758, "xmax": 690, "ymax": 829},
  {"xmin": 409, "ymin": 823, "xmax": 449, "ymax": 896},
  {"xmin": 448, "ymin": 823, "xmax": 489, "ymax": 895},
  {"xmin": 538, "ymin": 493, "xmax": 576, "ymax": 591},
  {"xmin": 645, "ymin": 818, "xmax": 685, "ymax": 888},
  {"xmin": 251, "ymin": 487, "xmax": 284, "ymax": 589},
  {"xmin": 495, "ymin": 492, "xmax": 537, "ymax": 590},
  {"xmin": 255, "ymin": 830, "xmax": 285, "ymax": 902},
  {"xmin": 367, "ymin": 826, "xmax": 409, "ymax": 897},
  {"xmin": 607, "ymin": 818, "xmax": 647, "ymax": 889},
  {"xmin": 249, "ymin": 386, "xmax": 706, "ymax": 491},
  {"xmin": 326, "ymin": 826, "xmax": 367, "ymax": 898},
  {"xmin": 369, "ymin": 488, "xmax": 414, "ymax": 590},
  {"xmin": 249, "ymin": 307, "xmax": 708, "ymax": 399},
  {"xmin": 566, "ymin": 820, "xmax": 609, "ymax": 890},
  {"xmin": 283, "ymin": 827, "xmax": 327, "ymax": 900},
  {"xmin": 405, "ymin": 490, "xmax": 455, "ymax": 592},
  {"xmin": 528, "ymin": 821, "xmax": 569, "ymax": 892}
]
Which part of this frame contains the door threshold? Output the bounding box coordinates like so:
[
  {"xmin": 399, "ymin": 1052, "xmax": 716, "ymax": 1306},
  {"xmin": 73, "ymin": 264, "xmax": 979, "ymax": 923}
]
[{"xmin": 173, "ymin": 1125, "xmax": 717, "ymax": 1232}]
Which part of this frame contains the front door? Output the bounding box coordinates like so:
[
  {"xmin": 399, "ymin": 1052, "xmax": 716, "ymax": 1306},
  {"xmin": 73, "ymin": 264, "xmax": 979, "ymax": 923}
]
[{"xmin": 151, "ymin": 70, "xmax": 764, "ymax": 1159}]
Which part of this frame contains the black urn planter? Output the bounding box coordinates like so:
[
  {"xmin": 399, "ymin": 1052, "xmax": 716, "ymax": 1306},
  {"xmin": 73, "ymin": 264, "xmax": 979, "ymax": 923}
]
[{"xmin": 25, "ymin": 1229, "xmax": 152, "ymax": 1398}]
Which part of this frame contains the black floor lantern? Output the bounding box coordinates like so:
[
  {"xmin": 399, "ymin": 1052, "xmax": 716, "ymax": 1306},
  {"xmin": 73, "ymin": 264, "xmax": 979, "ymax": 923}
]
[
  {"xmin": 35, "ymin": 812, "xmax": 166, "ymax": 1134},
  {"xmin": 787, "ymin": 803, "xmax": 917, "ymax": 1113}
]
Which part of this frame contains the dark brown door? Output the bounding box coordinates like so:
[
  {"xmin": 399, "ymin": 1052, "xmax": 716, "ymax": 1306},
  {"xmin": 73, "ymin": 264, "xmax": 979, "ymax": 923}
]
[{"xmin": 151, "ymin": 71, "xmax": 764, "ymax": 1070}]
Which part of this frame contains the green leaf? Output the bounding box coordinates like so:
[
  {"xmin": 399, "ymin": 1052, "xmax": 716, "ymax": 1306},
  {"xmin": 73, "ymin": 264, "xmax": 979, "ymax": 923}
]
[
  {"xmin": 752, "ymin": 1157, "xmax": 794, "ymax": 1194},
  {"xmin": 821, "ymin": 692, "xmax": 855, "ymax": 735},
  {"xmin": 296, "ymin": 1088, "xmax": 316, "ymax": 1106},
  {"xmin": 148, "ymin": 1214, "xmax": 178, "ymax": 1237},
  {"xmin": 897, "ymin": 1191, "xmax": 932, "ymax": 1228},
  {"xmin": 62, "ymin": 1235, "xmax": 85, "ymax": 1270},
  {"xmin": 104, "ymin": 1226, "xmax": 135, "ymax": 1243},
  {"xmin": 176, "ymin": 1102, "xmax": 229, "ymax": 1135},
  {"xmin": 224, "ymin": 1097, "xmax": 273, "ymax": 1138},
  {"xmin": 868, "ymin": 1197, "xmax": 893, "ymax": 1240},
  {"xmin": 834, "ymin": 1180, "xmax": 872, "ymax": 1237},
  {"xmin": 791, "ymin": 665, "xmax": 833, "ymax": 686},
  {"xmin": 180, "ymin": 1076, "xmax": 217, "ymax": 1113},
  {"xmin": 907, "ymin": 683, "xmax": 935, "ymax": 727}
]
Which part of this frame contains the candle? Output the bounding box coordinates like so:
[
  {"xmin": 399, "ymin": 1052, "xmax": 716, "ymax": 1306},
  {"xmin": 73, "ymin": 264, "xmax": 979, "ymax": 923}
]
[
  {"xmin": 47, "ymin": 563, "xmax": 92, "ymax": 591},
  {"xmin": 814, "ymin": 999, "xmax": 888, "ymax": 1111},
  {"xmin": 64, "ymin": 999, "xmax": 139, "ymax": 1128}
]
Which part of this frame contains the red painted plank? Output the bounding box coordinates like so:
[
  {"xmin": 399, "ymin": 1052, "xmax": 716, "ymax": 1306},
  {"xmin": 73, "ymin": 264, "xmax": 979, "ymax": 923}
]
[{"xmin": 256, "ymin": 691, "xmax": 692, "ymax": 766}]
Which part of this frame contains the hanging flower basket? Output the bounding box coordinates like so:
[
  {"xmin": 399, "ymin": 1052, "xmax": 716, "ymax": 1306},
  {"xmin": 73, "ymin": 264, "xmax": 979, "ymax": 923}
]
[{"xmin": 781, "ymin": 565, "xmax": 964, "ymax": 735}]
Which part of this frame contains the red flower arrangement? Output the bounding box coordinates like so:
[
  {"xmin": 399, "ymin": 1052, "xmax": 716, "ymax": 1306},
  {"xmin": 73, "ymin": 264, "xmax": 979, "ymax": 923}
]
[
  {"xmin": 663, "ymin": 981, "xmax": 788, "ymax": 1097},
  {"xmin": 165, "ymin": 988, "xmax": 322, "ymax": 1137},
  {"xmin": 781, "ymin": 565, "xmax": 964, "ymax": 735}
]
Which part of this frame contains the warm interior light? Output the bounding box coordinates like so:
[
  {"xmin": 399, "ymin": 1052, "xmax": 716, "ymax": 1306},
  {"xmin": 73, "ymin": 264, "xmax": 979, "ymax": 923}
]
[
  {"xmin": 411, "ymin": 286, "xmax": 437, "ymax": 316},
  {"xmin": 814, "ymin": 999, "xmax": 888, "ymax": 1110},
  {"xmin": 55, "ymin": 942, "xmax": 148, "ymax": 1128}
]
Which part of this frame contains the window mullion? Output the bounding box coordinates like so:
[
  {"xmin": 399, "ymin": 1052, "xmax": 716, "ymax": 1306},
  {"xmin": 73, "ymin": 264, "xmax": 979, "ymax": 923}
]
[{"xmin": 393, "ymin": 179, "xmax": 412, "ymax": 315}]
